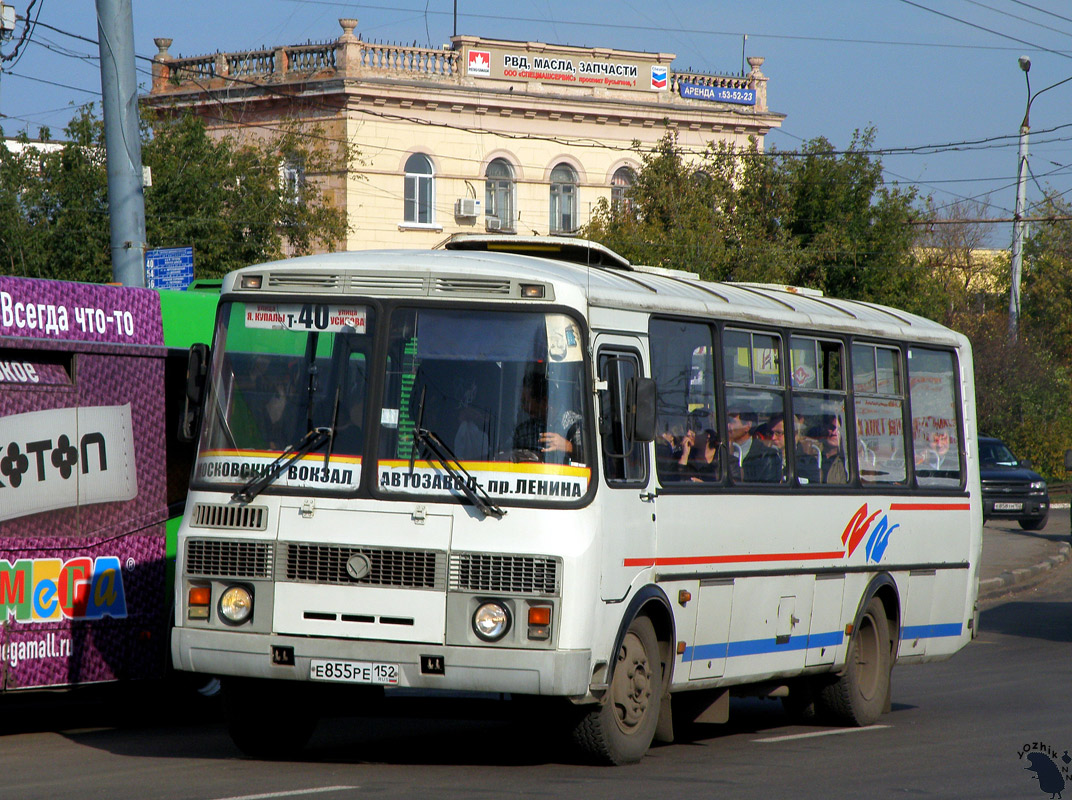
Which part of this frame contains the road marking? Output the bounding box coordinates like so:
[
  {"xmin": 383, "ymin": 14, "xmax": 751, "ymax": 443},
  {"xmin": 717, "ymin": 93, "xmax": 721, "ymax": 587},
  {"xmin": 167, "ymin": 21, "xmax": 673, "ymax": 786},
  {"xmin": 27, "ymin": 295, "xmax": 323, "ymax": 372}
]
[
  {"xmin": 754, "ymin": 725, "xmax": 890, "ymax": 743},
  {"xmin": 210, "ymin": 787, "xmax": 358, "ymax": 800},
  {"xmin": 61, "ymin": 727, "xmax": 114, "ymax": 735}
]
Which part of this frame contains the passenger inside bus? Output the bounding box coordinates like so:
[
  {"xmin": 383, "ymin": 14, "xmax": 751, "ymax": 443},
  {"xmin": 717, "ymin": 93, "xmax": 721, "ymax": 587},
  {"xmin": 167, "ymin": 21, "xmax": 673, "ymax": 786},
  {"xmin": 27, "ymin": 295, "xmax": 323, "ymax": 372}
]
[
  {"xmin": 754, "ymin": 412, "xmax": 787, "ymax": 480},
  {"xmin": 229, "ymin": 353, "xmax": 302, "ymax": 451},
  {"xmin": 669, "ymin": 408, "xmax": 716, "ymax": 481},
  {"xmin": 798, "ymin": 414, "xmax": 848, "ymax": 484},
  {"xmin": 513, "ymin": 367, "xmax": 583, "ymax": 464},
  {"xmin": 332, "ymin": 360, "xmax": 367, "ymax": 454},
  {"xmin": 726, "ymin": 406, "xmax": 781, "ymax": 483}
]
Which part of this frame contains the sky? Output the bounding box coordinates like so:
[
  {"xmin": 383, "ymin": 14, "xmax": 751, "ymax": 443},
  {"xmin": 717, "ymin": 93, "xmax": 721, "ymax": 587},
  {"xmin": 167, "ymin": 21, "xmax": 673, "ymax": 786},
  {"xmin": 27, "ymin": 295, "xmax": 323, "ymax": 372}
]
[{"xmin": 5, "ymin": 0, "xmax": 1072, "ymax": 248}]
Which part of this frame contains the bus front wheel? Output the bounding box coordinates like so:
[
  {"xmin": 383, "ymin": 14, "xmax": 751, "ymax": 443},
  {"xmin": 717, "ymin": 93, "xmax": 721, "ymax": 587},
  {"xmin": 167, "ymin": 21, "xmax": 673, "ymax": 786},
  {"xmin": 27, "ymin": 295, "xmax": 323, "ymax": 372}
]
[
  {"xmin": 818, "ymin": 597, "xmax": 891, "ymax": 726},
  {"xmin": 571, "ymin": 615, "xmax": 664, "ymax": 765},
  {"xmin": 224, "ymin": 677, "xmax": 318, "ymax": 759}
]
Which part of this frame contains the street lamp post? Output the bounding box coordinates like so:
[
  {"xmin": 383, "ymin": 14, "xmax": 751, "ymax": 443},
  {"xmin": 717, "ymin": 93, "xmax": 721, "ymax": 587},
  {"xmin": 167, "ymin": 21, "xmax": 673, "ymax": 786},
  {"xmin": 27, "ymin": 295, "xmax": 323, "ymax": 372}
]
[
  {"xmin": 1008, "ymin": 59, "xmax": 1072, "ymax": 341},
  {"xmin": 1009, "ymin": 56, "xmax": 1031, "ymax": 342}
]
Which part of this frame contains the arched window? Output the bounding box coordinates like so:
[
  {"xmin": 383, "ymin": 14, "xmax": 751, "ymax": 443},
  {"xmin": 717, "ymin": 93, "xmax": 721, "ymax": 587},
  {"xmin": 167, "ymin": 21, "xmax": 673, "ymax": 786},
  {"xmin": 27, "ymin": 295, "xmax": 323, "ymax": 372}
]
[
  {"xmin": 549, "ymin": 163, "xmax": 578, "ymax": 234},
  {"xmin": 485, "ymin": 158, "xmax": 515, "ymax": 231},
  {"xmin": 404, "ymin": 153, "xmax": 434, "ymax": 224},
  {"xmin": 611, "ymin": 166, "xmax": 635, "ymax": 212}
]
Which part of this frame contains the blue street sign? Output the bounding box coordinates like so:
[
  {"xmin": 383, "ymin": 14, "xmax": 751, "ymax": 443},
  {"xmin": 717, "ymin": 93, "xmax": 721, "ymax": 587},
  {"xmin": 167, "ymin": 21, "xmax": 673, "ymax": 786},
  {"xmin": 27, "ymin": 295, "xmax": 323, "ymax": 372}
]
[{"xmin": 145, "ymin": 246, "xmax": 194, "ymax": 290}]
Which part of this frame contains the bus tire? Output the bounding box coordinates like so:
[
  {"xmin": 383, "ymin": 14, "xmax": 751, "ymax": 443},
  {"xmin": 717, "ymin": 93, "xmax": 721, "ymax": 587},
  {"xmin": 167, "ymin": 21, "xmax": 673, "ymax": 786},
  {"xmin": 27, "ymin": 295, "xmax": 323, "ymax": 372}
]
[
  {"xmin": 571, "ymin": 615, "xmax": 663, "ymax": 765},
  {"xmin": 224, "ymin": 678, "xmax": 318, "ymax": 759},
  {"xmin": 818, "ymin": 597, "xmax": 891, "ymax": 726}
]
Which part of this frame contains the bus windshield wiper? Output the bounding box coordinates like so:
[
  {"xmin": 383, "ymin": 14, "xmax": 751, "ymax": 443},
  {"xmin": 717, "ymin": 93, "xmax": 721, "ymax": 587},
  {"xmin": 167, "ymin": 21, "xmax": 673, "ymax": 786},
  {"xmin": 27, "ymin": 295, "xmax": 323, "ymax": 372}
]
[
  {"xmin": 232, "ymin": 426, "xmax": 332, "ymax": 504},
  {"xmin": 416, "ymin": 428, "xmax": 505, "ymax": 519},
  {"xmin": 407, "ymin": 386, "xmax": 503, "ymax": 519}
]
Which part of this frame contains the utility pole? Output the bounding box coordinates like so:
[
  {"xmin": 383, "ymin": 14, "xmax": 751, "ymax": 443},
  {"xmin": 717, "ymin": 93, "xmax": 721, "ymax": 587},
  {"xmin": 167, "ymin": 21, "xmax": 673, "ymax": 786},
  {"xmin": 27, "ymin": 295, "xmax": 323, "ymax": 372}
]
[
  {"xmin": 96, "ymin": 0, "xmax": 147, "ymax": 287},
  {"xmin": 0, "ymin": 3, "xmax": 16, "ymax": 107}
]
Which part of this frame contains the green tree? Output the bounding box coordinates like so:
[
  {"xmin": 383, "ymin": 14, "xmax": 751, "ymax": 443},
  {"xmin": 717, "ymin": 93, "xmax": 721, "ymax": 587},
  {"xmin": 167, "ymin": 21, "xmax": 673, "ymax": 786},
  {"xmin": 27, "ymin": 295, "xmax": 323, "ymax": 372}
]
[
  {"xmin": 583, "ymin": 127, "xmax": 941, "ymax": 315},
  {"xmin": 583, "ymin": 131, "xmax": 729, "ymax": 278},
  {"xmin": 0, "ymin": 105, "xmax": 352, "ymax": 283},
  {"xmin": 779, "ymin": 128, "xmax": 939, "ymax": 316},
  {"xmin": 1021, "ymin": 193, "xmax": 1072, "ymax": 365},
  {"xmin": 959, "ymin": 311, "xmax": 1072, "ymax": 480}
]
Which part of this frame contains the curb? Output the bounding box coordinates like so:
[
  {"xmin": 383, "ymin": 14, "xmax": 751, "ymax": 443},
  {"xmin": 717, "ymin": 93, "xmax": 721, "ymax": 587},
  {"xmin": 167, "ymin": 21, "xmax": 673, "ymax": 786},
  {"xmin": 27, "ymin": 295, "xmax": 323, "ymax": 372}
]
[{"xmin": 978, "ymin": 541, "xmax": 1072, "ymax": 600}]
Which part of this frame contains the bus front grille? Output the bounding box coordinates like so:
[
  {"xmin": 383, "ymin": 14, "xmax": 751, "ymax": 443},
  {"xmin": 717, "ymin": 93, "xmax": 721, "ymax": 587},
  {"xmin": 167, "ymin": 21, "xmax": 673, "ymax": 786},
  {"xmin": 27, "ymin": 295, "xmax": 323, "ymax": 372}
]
[
  {"xmin": 186, "ymin": 539, "xmax": 273, "ymax": 579},
  {"xmin": 448, "ymin": 553, "xmax": 560, "ymax": 595},
  {"xmin": 281, "ymin": 543, "xmax": 445, "ymax": 590},
  {"xmin": 190, "ymin": 502, "xmax": 268, "ymax": 531}
]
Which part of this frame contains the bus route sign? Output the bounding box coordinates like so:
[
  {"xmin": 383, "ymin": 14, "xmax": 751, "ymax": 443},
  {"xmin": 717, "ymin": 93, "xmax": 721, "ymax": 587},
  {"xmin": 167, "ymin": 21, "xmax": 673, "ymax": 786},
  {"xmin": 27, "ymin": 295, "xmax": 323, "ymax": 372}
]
[{"xmin": 145, "ymin": 246, "xmax": 194, "ymax": 290}]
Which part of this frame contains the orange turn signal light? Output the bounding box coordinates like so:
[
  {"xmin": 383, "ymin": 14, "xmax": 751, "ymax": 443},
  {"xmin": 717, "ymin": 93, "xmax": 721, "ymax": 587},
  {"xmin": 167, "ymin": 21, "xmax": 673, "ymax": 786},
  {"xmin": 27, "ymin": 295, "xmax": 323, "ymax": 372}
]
[
  {"xmin": 189, "ymin": 586, "xmax": 211, "ymax": 606},
  {"xmin": 528, "ymin": 607, "xmax": 551, "ymax": 626}
]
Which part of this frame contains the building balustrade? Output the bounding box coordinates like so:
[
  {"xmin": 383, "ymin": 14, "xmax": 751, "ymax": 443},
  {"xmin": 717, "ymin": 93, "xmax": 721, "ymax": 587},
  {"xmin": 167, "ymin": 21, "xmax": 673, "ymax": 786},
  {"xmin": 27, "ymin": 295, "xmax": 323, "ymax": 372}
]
[{"xmin": 151, "ymin": 19, "xmax": 764, "ymax": 111}]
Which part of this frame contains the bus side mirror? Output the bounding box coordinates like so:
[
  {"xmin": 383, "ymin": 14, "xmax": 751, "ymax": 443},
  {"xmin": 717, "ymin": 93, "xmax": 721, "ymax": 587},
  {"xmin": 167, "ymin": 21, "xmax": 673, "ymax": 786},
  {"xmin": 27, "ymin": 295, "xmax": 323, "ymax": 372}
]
[
  {"xmin": 178, "ymin": 343, "xmax": 209, "ymax": 443},
  {"xmin": 1065, "ymin": 449, "xmax": 1072, "ymax": 471},
  {"xmin": 626, "ymin": 377, "xmax": 657, "ymax": 443}
]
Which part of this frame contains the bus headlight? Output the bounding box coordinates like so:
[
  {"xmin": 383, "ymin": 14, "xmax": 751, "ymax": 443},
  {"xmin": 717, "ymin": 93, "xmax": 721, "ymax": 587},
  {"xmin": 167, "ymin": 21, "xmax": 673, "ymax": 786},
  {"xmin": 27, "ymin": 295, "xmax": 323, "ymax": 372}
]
[
  {"xmin": 218, "ymin": 585, "xmax": 253, "ymax": 625},
  {"xmin": 472, "ymin": 601, "xmax": 510, "ymax": 641}
]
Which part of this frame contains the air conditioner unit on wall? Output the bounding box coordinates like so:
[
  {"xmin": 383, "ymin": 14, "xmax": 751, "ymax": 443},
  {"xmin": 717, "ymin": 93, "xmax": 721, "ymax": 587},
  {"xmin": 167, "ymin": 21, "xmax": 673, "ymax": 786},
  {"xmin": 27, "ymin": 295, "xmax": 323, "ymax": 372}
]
[
  {"xmin": 455, "ymin": 197, "xmax": 480, "ymax": 217},
  {"xmin": 485, "ymin": 216, "xmax": 502, "ymax": 231}
]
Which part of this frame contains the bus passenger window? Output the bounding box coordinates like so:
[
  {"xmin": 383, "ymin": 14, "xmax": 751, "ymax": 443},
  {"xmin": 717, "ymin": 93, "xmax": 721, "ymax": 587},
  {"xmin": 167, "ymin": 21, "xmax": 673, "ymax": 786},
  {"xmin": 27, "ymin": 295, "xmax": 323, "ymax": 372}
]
[
  {"xmin": 908, "ymin": 348, "xmax": 962, "ymax": 488},
  {"xmin": 850, "ymin": 343, "xmax": 907, "ymax": 486},
  {"xmin": 724, "ymin": 328, "xmax": 785, "ymax": 485},
  {"xmin": 790, "ymin": 337, "xmax": 852, "ymax": 486},
  {"xmin": 649, "ymin": 318, "xmax": 716, "ymax": 486}
]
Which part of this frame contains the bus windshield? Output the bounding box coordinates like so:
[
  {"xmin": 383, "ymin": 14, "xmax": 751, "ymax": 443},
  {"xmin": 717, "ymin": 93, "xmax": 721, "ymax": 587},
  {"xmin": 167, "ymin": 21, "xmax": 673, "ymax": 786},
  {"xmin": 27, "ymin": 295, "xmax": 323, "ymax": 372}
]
[
  {"xmin": 194, "ymin": 301, "xmax": 591, "ymax": 504},
  {"xmin": 196, "ymin": 301, "xmax": 374, "ymax": 494}
]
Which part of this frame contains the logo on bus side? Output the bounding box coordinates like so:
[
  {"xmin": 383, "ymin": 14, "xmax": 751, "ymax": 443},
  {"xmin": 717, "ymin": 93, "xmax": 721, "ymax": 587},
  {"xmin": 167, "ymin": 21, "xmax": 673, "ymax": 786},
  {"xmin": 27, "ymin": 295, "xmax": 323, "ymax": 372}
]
[
  {"xmin": 0, "ymin": 405, "xmax": 138, "ymax": 524},
  {"xmin": 0, "ymin": 556, "xmax": 128, "ymax": 622},
  {"xmin": 841, "ymin": 503, "xmax": 900, "ymax": 563}
]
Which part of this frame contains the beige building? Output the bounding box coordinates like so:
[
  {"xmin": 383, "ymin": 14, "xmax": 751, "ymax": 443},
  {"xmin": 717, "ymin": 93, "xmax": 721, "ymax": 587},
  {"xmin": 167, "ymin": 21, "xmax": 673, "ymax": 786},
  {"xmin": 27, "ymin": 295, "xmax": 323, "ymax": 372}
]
[{"xmin": 145, "ymin": 18, "xmax": 784, "ymax": 252}]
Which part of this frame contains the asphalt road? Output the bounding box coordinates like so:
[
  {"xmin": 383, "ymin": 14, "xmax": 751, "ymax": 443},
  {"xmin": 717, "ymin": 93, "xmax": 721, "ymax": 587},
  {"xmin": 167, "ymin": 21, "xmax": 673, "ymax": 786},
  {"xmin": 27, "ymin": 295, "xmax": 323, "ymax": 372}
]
[{"xmin": 3, "ymin": 551, "xmax": 1071, "ymax": 800}]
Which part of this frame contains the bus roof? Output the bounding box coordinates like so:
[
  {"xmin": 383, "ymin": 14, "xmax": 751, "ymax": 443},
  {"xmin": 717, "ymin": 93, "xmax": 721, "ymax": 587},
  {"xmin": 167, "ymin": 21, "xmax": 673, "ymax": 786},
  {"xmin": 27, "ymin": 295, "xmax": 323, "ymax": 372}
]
[{"xmin": 221, "ymin": 246, "xmax": 962, "ymax": 345}]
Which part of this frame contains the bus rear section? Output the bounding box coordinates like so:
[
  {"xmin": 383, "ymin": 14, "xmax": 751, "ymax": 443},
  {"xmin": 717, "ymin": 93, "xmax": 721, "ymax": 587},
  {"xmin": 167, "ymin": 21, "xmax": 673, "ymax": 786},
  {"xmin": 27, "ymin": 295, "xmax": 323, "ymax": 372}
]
[{"xmin": 0, "ymin": 277, "xmax": 188, "ymax": 690}]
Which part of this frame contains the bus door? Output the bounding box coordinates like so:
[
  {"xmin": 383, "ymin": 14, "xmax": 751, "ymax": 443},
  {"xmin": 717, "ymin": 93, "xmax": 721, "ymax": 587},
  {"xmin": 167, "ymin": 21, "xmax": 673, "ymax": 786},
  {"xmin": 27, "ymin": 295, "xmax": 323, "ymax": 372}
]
[{"xmin": 595, "ymin": 340, "xmax": 655, "ymax": 602}]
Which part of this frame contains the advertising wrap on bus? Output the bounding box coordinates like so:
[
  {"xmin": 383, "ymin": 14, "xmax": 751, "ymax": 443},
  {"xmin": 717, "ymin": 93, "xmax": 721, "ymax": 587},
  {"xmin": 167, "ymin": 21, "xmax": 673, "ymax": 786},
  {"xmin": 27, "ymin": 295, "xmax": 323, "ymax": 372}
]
[{"xmin": 0, "ymin": 275, "xmax": 217, "ymax": 691}]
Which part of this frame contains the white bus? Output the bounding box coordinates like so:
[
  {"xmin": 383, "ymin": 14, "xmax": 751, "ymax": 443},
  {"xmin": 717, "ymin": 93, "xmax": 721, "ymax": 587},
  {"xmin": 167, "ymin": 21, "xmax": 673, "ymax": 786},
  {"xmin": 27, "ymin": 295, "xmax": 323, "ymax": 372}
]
[{"xmin": 172, "ymin": 237, "xmax": 980, "ymax": 764}]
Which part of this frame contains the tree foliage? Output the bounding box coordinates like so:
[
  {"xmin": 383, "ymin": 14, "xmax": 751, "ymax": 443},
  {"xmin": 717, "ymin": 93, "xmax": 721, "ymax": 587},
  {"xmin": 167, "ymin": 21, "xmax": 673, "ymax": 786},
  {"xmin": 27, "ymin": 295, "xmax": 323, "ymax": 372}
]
[
  {"xmin": 582, "ymin": 127, "xmax": 939, "ymax": 314},
  {"xmin": 0, "ymin": 105, "xmax": 352, "ymax": 283}
]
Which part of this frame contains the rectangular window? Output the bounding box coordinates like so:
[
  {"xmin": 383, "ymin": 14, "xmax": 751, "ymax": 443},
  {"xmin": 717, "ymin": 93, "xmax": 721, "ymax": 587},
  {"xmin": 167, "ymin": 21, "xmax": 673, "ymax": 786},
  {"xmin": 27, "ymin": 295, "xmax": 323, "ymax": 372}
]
[
  {"xmin": 723, "ymin": 328, "xmax": 784, "ymax": 484},
  {"xmin": 649, "ymin": 319, "xmax": 718, "ymax": 485},
  {"xmin": 377, "ymin": 308, "xmax": 590, "ymax": 504},
  {"xmin": 908, "ymin": 348, "xmax": 962, "ymax": 487},
  {"xmin": 791, "ymin": 336, "xmax": 848, "ymax": 486},
  {"xmin": 598, "ymin": 351, "xmax": 647, "ymax": 485},
  {"xmin": 850, "ymin": 343, "xmax": 907, "ymax": 486}
]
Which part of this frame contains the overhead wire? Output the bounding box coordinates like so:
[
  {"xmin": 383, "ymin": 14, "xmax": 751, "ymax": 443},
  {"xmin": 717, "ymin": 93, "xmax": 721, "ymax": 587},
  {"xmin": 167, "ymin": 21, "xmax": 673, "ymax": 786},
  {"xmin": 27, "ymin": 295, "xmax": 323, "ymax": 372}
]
[{"xmin": 11, "ymin": 6, "xmax": 1072, "ymax": 239}]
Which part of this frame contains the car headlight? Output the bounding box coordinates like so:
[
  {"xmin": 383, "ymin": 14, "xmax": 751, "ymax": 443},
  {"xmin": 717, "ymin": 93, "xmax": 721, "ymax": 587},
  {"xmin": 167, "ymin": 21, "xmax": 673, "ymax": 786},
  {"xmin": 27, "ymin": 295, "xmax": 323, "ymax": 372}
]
[
  {"xmin": 1031, "ymin": 481, "xmax": 1047, "ymax": 491},
  {"xmin": 218, "ymin": 585, "xmax": 253, "ymax": 625},
  {"xmin": 472, "ymin": 601, "xmax": 511, "ymax": 641}
]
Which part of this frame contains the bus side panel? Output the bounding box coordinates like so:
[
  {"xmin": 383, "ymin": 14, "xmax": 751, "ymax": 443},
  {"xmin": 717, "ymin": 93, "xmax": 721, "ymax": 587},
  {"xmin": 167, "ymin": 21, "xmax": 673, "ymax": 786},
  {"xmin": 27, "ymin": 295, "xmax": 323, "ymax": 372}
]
[{"xmin": 0, "ymin": 282, "xmax": 170, "ymax": 689}]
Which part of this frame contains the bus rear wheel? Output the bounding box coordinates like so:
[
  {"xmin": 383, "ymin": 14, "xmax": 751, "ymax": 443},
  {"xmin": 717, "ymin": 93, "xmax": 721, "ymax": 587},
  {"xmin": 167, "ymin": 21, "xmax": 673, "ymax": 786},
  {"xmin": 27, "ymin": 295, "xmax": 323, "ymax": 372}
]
[
  {"xmin": 817, "ymin": 598, "xmax": 891, "ymax": 726},
  {"xmin": 571, "ymin": 615, "xmax": 663, "ymax": 765},
  {"xmin": 224, "ymin": 677, "xmax": 318, "ymax": 759}
]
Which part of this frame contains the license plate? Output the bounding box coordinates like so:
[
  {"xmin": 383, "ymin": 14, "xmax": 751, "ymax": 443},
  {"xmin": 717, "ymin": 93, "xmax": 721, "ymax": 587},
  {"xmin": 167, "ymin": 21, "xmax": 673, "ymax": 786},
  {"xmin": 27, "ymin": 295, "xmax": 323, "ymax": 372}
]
[
  {"xmin": 994, "ymin": 502, "xmax": 1023, "ymax": 511},
  {"xmin": 309, "ymin": 659, "xmax": 399, "ymax": 685}
]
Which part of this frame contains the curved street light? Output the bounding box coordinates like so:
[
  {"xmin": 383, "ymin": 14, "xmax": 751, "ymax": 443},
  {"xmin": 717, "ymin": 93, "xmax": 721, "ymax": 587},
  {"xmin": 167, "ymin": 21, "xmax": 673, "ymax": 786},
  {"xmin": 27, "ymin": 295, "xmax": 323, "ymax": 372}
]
[{"xmin": 1009, "ymin": 58, "xmax": 1072, "ymax": 341}]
